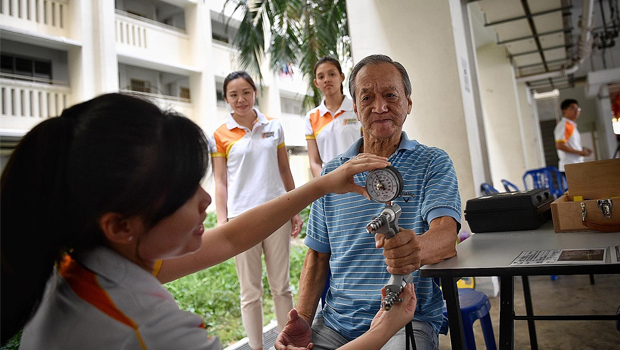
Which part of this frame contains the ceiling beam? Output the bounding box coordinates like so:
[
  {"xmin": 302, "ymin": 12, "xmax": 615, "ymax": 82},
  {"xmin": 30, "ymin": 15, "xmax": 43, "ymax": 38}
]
[
  {"xmin": 508, "ymin": 44, "xmax": 573, "ymax": 58},
  {"xmin": 484, "ymin": 5, "xmax": 572, "ymax": 27},
  {"xmin": 518, "ymin": 58, "xmax": 569, "ymax": 69},
  {"xmin": 518, "ymin": 0, "xmax": 552, "ymax": 71},
  {"xmin": 497, "ymin": 28, "xmax": 573, "ymax": 45}
]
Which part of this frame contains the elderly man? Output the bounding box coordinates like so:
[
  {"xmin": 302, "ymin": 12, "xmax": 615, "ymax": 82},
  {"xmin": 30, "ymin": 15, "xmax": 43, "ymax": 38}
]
[{"xmin": 276, "ymin": 54, "xmax": 461, "ymax": 350}]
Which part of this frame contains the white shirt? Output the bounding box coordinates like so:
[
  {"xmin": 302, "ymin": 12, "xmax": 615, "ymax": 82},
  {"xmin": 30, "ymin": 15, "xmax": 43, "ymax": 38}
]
[
  {"xmin": 20, "ymin": 247, "xmax": 222, "ymax": 350},
  {"xmin": 554, "ymin": 117, "xmax": 584, "ymax": 171},
  {"xmin": 210, "ymin": 109, "xmax": 286, "ymax": 217},
  {"xmin": 304, "ymin": 96, "xmax": 361, "ymax": 166}
]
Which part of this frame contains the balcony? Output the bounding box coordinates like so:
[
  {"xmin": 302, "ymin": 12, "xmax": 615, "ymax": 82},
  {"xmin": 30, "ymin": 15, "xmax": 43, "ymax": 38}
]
[
  {"xmin": 119, "ymin": 90, "xmax": 194, "ymax": 121},
  {"xmin": 0, "ymin": 74, "xmax": 70, "ymax": 132},
  {"xmin": 115, "ymin": 10, "xmax": 191, "ymax": 70},
  {"xmin": 0, "ymin": 0, "xmax": 69, "ymax": 38},
  {"xmin": 212, "ymin": 42, "xmax": 237, "ymax": 78}
]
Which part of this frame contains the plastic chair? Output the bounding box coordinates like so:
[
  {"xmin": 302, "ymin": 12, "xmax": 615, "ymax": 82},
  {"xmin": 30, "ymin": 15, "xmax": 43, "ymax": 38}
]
[
  {"xmin": 480, "ymin": 183, "xmax": 499, "ymax": 196},
  {"xmin": 522, "ymin": 166, "xmax": 566, "ymax": 198},
  {"xmin": 442, "ymin": 288, "xmax": 497, "ymax": 350},
  {"xmin": 500, "ymin": 179, "xmax": 519, "ymax": 192}
]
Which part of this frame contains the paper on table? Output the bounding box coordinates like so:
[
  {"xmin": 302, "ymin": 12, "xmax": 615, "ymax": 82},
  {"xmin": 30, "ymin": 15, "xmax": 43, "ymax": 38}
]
[{"xmin": 511, "ymin": 248, "xmax": 607, "ymax": 266}]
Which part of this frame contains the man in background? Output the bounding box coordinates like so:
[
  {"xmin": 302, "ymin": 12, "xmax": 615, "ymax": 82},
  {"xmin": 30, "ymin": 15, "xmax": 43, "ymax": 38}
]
[{"xmin": 554, "ymin": 98, "xmax": 593, "ymax": 175}]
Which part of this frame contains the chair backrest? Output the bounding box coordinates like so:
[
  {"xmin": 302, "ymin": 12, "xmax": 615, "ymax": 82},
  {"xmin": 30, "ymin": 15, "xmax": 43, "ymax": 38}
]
[
  {"xmin": 501, "ymin": 179, "xmax": 519, "ymax": 192},
  {"xmin": 480, "ymin": 183, "xmax": 499, "ymax": 196},
  {"xmin": 522, "ymin": 167, "xmax": 565, "ymax": 198}
]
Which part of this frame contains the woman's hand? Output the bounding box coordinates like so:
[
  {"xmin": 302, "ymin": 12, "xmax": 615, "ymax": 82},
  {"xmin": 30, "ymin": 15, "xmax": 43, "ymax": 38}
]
[
  {"xmin": 291, "ymin": 213, "xmax": 303, "ymax": 238},
  {"xmin": 370, "ymin": 283, "xmax": 417, "ymax": 333},
  {"xmin": 320, "ymin": 154, "xmax": 390, "ymax": 199}
]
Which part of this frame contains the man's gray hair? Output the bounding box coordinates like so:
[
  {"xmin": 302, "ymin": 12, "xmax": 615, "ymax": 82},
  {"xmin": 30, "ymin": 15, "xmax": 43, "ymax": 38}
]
[{"xmin": 348, "ymin": 54, "xmax": 412, "ymax": 102}]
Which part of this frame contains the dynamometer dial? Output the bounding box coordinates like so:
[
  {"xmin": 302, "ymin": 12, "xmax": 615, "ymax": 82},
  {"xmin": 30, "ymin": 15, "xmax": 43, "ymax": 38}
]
[{"xmin": 365, "ymin": 166, "xmax": 404, "ymax": 203}]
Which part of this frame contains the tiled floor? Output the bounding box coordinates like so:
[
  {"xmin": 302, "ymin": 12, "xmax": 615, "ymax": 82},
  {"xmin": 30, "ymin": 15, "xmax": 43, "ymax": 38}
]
[{"xmin": 439, "ymin": 274, "xmax": 620, "ymax": 350}]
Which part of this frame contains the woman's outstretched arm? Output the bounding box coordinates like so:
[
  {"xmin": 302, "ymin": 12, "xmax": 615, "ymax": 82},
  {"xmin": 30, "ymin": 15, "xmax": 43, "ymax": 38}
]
[{"xmin": 156, "ymin": 154, "xmax": 389, "ymax": 283}]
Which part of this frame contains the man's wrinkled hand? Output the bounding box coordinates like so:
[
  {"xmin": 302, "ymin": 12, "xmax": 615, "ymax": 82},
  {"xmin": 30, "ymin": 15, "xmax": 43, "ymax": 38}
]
[
  {"xmin": 274, "ymin": 309, "xmax": 314, "ymax": 350},
  {"xmin": 378, "ymin": 228, "xmax": 421, "ymax": 275}
]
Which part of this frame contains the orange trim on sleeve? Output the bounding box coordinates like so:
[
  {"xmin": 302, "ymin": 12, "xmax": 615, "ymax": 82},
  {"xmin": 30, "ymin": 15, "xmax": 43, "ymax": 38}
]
[
  {"xmin": 564, "ymin": 121, "xmax": 574, "ymax": 142},
  {"xmin": 59, "ymin": 255, "xmax": 149, "ymax": 350},
  {"xmin": 152, "ymin": 260, "xmax": 163, "ymax": 277},
  {"xmin": 277, "ymin": 142, "xmax": 285, "ymax": 149}
]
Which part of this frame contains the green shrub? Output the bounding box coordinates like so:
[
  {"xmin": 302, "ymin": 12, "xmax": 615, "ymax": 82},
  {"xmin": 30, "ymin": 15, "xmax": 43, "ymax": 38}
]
[{"xmin": 165, "ymin": 209, "xmax": 311, "ymax": 346}]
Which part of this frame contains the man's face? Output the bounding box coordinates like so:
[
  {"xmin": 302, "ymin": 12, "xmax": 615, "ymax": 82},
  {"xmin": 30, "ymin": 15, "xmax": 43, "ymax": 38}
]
[
  {"xmin": 353, "ymin": 63, "xmax": 412, "ymax": 141},
  {"xmin": 563, "ymin": 103, "xmax": 581, "ymax": 121}
]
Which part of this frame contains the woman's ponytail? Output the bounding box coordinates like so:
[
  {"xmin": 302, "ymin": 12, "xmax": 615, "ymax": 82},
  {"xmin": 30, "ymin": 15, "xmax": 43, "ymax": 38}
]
[{"xmin": 0, "ymin": 115, "xmax": 74, "ymax": 345}]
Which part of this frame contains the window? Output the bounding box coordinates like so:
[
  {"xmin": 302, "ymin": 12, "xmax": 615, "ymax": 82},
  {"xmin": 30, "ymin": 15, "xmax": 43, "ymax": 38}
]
[
  {"xmin": 130, "ymin": 79, "xmax": 151, "ymax": 93},
  {"xmin": 212, "ymin": 32, "xmax": 229, "ymax": 44},
  {"xmin": 180, "ymin": 87, "xmax": 190, "ymax": 100},
  {"xmin": 280, "ymin": 97, "xmax": 303, "ymax": 115},
  {"xmin": 0, "ymin": 54, "xmax": 53, "ymax": 83}
]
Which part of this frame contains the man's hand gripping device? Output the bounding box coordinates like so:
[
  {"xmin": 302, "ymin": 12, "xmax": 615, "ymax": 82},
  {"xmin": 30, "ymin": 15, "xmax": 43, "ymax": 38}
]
[{"xmin": 365, "ymin": 166, "xmax": 413, "ymax": 311}]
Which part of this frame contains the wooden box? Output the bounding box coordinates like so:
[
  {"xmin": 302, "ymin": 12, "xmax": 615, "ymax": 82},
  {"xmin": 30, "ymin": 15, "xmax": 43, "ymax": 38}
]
[{"xmin": 550, "ymin": 159, "xmax": 620, "ymax": 232}]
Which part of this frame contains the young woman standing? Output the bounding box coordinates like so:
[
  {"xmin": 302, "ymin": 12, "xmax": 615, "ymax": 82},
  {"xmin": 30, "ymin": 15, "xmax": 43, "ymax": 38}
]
[
  {"xmin": 305, "ymin": 57, "xmax": 362, "ymax": 177},
  {"xmin": 211, "ymin": 71, "xmax": 302, "ymax": 350}
]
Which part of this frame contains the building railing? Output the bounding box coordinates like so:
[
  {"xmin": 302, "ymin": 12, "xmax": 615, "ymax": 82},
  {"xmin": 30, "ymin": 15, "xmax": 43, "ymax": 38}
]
[
  {"xmin": 119, "ymin": 90, "xmax": 194, "ymax": 120},
  {"xmin": 115, "ymin": 11, "xmax": 191, "ymax": 67},
  {"xmin": 0, "ymin": 78, "xmax": 71, "ymax": 131},
  {"xmin": 0, "ymin": 0, "xmax": 69, "ymax": 38}
]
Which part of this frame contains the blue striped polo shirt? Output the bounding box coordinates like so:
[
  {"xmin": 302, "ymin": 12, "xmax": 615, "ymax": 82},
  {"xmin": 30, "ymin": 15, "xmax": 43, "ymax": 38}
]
[{"xmin": 305, "ymin": 132, "xmax": 461, "ymax": 340}]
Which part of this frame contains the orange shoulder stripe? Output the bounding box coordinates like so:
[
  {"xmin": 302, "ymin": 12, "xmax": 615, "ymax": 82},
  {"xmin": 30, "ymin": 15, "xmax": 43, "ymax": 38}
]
[
  {"xmin": 60, "ymin": 255, "xmax": 149, "ymax": 349},
  {"xmin": 564, "ymin": 121, "xmax": 574, "ymax": 142},
  {"xmin": 213, "ymin": 124, "xmax": 246, "ymax": 159},
  {"xmin": 309, "ymin": 110, "xmax": 333, "ymax": 137}
]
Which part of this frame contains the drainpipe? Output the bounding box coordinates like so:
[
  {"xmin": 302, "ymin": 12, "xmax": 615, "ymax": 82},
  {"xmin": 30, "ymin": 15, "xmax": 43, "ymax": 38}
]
[{"xmin": 516, "ymin": 0, "xmax": 594, "ymax": 83}]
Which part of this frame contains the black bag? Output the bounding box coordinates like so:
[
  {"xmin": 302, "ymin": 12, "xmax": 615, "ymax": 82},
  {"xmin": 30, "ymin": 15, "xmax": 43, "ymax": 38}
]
[{"xmin": 464, "ymin": 188, "xmax": 553, "ymax": 233}]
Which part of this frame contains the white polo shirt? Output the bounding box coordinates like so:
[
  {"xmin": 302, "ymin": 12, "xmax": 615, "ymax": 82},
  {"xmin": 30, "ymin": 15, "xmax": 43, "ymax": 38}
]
[
  {"xmin": 20, "ymin": 247, "xmax": 222, "ymax": 350},
  {"xmin": 554, "ymin": 117, "xmax": 584, "ymax": 171},
  {"xmin": 211, "ymin": 109, "xmax": 286, "ymax": 218},
  {"xmin": 304, "ymin": 96, "xmax": 362, "ymax": 166}
]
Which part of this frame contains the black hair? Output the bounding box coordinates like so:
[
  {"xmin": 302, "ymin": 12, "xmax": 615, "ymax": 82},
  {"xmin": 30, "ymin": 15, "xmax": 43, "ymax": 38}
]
[
  {"xmin": 222, "ymin": 71, "xmax": 257, "ymax": 100},
  {"xmin": 561, "ymin": 99, "xmax": 579, "ymax": 111},
  {"xmin": 0, "ymin": 93, "xmax": 209, "ymax": 344},
  {"xmin": 348, "ymin": 54, "xmax": 412, "ymax": 103},
  {"xmin": 314, "ymin": 57, "xmax": 344, "ymax": 94}
]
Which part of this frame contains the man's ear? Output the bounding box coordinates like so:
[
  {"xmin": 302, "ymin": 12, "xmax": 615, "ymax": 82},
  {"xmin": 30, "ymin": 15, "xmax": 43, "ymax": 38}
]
[
  {"xmin": 407, "ymin": 96, "xmax": 413, "ymax": 114},
  {"xmin": 99, "ymin": 213, "xmax": 142, "ymax": 244}
]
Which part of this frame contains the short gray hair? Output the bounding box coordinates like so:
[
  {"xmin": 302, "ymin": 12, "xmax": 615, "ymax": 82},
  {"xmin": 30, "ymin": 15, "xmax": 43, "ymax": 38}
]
[{"xmin": 348, "ymin": 54, "xmax": 412, "ymax": 103}]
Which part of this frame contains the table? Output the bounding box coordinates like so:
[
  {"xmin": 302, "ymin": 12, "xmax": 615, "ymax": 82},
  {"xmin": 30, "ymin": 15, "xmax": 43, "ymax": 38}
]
[{"xmin": 419, "ymin": 222, "xmax": 620, "ymax": 350}]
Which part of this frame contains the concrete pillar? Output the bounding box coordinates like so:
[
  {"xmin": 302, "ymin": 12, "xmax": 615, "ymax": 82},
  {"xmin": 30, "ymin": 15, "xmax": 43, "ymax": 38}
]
[
  {"xmin": 516, "ymin": 83, "xmax": 546, "ymax": 170},
  {"xmin": 186, "ymin": 1, "xmax": 217, "ymax": 197},
  {"xmin": 595, "ymin": 85, "xmax": 618, "ymax": 159},
  {"xmin": 477, "ymin": 43, "xmax": 530, "ymax": 189},
  {"xmin": 186, "ymin": 1, "xmax": 217, "ymax": 132},
  {"xmin": 67, "ymin": 0, "xmax": 118, "ymax": 104},
  {"xmin": 346, "ymin": 0, "xmax": 487, "ymax": 220}
]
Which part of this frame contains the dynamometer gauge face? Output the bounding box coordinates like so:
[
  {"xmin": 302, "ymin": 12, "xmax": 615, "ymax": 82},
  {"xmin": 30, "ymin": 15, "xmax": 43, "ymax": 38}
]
[{"xmin": 365, "ymin": 166, "xmax": 404, "ymax": 203}]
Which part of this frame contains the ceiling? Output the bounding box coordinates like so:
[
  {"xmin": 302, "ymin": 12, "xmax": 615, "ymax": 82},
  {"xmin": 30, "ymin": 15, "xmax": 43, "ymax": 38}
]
[{"xmin": 470, "ymin": 0, "xmax": 620, "ymax": 93}]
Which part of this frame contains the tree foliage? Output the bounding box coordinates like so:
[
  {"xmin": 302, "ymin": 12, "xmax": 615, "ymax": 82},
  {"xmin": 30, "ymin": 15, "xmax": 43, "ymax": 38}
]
[{"xmin": 224, "ymin": 0, "xmax": 351, "ymax": 108}]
